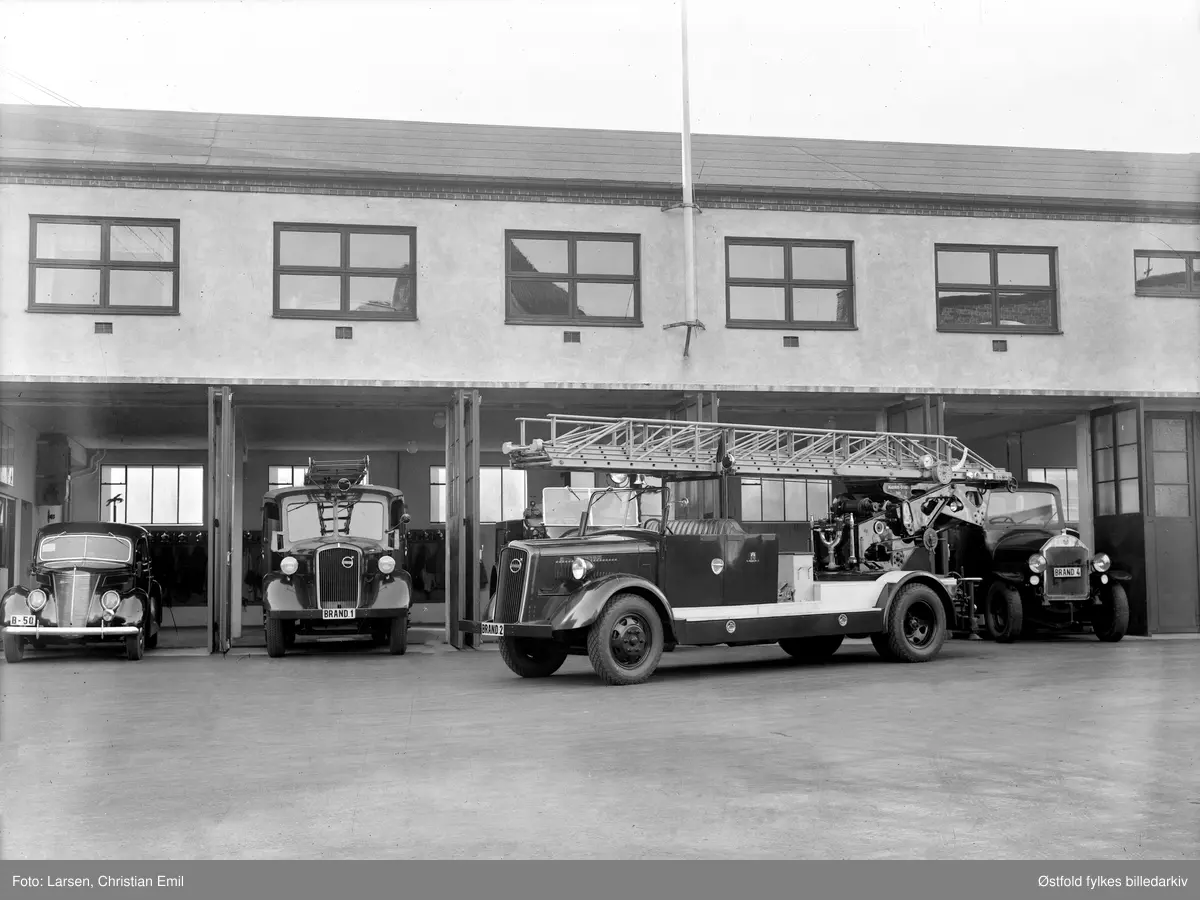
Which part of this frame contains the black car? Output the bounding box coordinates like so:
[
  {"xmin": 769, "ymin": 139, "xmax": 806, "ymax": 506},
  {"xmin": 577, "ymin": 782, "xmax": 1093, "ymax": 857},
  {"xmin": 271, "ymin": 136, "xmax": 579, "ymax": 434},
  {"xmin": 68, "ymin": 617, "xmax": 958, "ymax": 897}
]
[{"xmin": 2, "ymin": 521, "xmax": 163, "ymax": 662}]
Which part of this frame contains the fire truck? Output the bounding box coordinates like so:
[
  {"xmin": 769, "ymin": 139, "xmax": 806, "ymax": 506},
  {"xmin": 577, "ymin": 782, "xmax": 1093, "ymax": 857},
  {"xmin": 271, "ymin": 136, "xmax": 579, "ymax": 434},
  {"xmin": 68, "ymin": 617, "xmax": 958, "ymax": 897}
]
[{"xmin": 459, "ymin": 414, "xmax": 1020, "ymax": 686}]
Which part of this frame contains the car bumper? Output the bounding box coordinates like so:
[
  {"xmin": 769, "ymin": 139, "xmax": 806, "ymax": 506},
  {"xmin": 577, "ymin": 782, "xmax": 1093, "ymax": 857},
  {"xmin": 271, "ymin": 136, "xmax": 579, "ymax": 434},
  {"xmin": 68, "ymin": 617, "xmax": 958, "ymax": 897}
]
[
  {"xmin": 3, "ymin": 624, "xmax": 140, "ymax": 636},
  {"xmin": 267, "ymin": 608, "xmax": 407, "ymax": 621},
  {"xmin": 459, "ymin": 619, "xmax": 554, "ymax": 638}
]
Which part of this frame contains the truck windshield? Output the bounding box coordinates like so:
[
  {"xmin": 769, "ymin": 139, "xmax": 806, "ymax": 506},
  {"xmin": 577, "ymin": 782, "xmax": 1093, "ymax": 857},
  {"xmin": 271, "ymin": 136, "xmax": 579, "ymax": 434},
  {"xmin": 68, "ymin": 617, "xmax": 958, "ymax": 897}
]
[
  {"xmin": 283, "ymin": 496, "xmax": 386, "ymax": 541},
  {"xmin": 37, "ymin": 534, "xmax": 132, "ymax": 565},
  {"xmin": 542, "ymin": 487, "xmax": 643, "ymax": 529},
  {"xmin": 985, "ymin": 490, "xmax": 1063, "ymax": 529}
]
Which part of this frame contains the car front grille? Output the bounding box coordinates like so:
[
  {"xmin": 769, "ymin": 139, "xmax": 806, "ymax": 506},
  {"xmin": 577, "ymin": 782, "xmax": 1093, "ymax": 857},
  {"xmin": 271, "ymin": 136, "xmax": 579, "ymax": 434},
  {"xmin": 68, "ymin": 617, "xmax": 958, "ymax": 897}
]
[
  {"xmin": 315, "ymin": 546, "xmax": 361, "ymax": 609},
  {"xmin": 494, "ymin": 547, "xmax": 528, "ymax": 624},
  {"xmin": 1044, "ymin": 546, "xmax": 1088, "ymax": 599},
  {"xmin": 52, "ymin": 572, "xmax": 100, "ymax": 626}
]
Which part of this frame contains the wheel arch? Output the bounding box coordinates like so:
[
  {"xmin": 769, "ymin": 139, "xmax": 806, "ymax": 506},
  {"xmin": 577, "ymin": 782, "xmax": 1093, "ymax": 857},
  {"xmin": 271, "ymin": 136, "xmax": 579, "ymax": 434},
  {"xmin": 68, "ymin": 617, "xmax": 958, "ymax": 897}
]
[
  {"xmin": 551, "ymin": 575, "xmax": 677, "ymax": 644},
  {"xmin": 879, "ymin": 571, "xmax": 956, "ymax": 628}
]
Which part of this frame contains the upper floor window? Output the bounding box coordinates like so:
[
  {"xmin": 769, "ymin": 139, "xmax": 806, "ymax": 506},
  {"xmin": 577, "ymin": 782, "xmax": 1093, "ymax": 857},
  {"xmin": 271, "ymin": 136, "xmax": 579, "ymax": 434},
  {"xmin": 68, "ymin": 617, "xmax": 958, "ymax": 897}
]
[
  {"xmin": 505, "ymin": 231, "xmax": 640, "ymax": 325},
  {"xmin": 101, "ymin": 465, "xmax": 204, "ymax": 526},
  {"xmin": 725, "ymin": 238, "xmax": 855, "ymax": 329},
  {"xmin": 274, "ymin": 224, "xmax": 416, "ymax": 320},
  {"xmin": 1134, "ymin": 250, "xmax": 1200, "ymax": 298},
  {"xmin": 29, "ymin": 216, "xmax": 179, "ymax": 314},
  {"xmin": 935, "ymin": 244, "xmax": 1059, "ymax": 333}
]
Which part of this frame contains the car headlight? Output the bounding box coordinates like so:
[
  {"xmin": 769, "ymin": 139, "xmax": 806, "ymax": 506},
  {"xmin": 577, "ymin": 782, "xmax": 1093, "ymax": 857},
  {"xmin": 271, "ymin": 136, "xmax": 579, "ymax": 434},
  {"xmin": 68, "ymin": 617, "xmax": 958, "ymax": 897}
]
[
  {"xmin": 1028, "ymin": 553, "xmax": 1048, "ymax": 574},
  {"xmin": 570, "ymin": 556, "xmax": 594, "ymax": 581},
  {"xmin": 378, "ymin": 555, "xmax": 396, "ymax": 575},
  {"xmin": 27, "ymin": 589, "xmax": 48, "ymax": 611},
  {"xmin": 100, "ymin": 590, "xmax": 121, "ymax": 611},
  {"xmin": 1091, "ymin": 553, "xmax": 1111, "ymax": 573},
  {"xmin": 280, "ymin": 556, "xmax": 298, "ymax": 576}
]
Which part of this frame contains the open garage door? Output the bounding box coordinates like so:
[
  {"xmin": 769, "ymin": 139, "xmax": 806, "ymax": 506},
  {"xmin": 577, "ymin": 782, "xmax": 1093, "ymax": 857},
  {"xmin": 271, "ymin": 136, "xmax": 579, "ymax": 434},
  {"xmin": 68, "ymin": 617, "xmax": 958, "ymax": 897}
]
[
  {"xmin": 207, "ymin": 386, "xmax": 235, "ymax": 653},
  {"xmin": 445, "ymin": 389, "xmax": 481, "ymax": 650}
]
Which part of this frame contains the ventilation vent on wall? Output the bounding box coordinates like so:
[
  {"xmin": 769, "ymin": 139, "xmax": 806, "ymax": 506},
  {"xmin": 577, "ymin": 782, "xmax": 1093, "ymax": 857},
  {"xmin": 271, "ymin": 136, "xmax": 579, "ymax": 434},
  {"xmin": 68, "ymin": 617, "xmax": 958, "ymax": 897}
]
[
  {"xmin": 94, "ymin": 322, "xmax": 113, "ymax": 334},
  {"xmin": 992, "ymin": 340, "xmax": 1008, "ymax": 352},
  {"xmin": 783, "ymin": 336, "xmax": 799, "ymax": 347},
  {"xmin": 563, "ymin": 331, "xmax": 581, "ymax": 343},
  {"xmin": 335, "ymin": 326, "xmax": 353, "ymax": 340}
]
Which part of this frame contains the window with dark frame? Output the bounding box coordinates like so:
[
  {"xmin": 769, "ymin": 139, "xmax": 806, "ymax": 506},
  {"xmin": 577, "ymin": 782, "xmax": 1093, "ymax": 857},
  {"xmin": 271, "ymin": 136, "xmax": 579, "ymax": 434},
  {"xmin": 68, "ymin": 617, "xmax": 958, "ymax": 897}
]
[
  {"xmin": 0, "ymin": 422, "xmax": 14, "ymax": 486},
  {"xmin": 505, "ymin": 231, "xmax": 640, "ymax": 325},
  {"xmin": 274, "ymin": 223, "xmax": 416, "ymax": 319},
  {"xmin": 28, "ymin": 216, "xmax": 180, "ymax": 314},
  {"xmin": 725, "ymin": 238, "xmax": 855, "ymax": 329},
  {"xmin": 267, "ymin": 465, "xmax": 309, "ymax": 491},
  {"xmin": 100, "ymin": 465, "xmax": 205, "ymax": 526},
  {"xmin": 1026, "ymin": 467, "xmax": 1080, "ymax": 521},
  {"xmin": 429, "ymin": 465, "xmax": 528, "ymax": 524},
  {"xmin": 935, "ymin": 244, "xmax": 1059, "ymax": 333},
  {"xmin": 1091, "ymin": 410, "xmax": 1140, "ymax": 517},
  {"xmin": 1134, "ymin": 250, "xmax": 1200, "ymax": 298},
  {"xmin": 740, "ymin": 477, "xmax": 832, "ymax": 523}
]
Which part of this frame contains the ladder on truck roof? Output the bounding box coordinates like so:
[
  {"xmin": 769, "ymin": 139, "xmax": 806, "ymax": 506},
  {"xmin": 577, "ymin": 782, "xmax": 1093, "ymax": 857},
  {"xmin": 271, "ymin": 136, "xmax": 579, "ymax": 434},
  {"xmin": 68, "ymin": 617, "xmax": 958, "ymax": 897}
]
[
  {"xmin": 501, "ymin": 414, "xmax": 1012, "ymax": 486},
  {"xmin": 304, "ymin": 456, "xmax": 370, "ymax": 489}
]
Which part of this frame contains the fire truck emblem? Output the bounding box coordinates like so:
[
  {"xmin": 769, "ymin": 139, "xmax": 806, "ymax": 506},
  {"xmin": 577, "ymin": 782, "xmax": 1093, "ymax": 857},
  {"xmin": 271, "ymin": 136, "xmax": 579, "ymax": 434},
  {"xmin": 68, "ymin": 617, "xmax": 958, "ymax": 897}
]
[
  {"xmin": 711, "ymin": 558, "xmax": 724, "ymax": 575},
  {"xmin": 838, "ymin": 614, "xmax": 848, "ymax": 627},
  {"xmin": 725, "ymin": 620, "xmax": 736, "ymax": 634},
  {"xmin": 747, "ymin": 551, "xmax": 759, "ymax": 563}
]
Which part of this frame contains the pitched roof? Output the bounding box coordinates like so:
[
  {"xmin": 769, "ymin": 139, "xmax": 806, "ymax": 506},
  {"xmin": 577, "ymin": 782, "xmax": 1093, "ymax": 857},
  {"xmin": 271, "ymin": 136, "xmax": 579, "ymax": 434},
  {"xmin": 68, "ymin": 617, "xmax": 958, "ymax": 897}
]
[{"xmin": 2, "ymin": 103, "xmax": 1197, "ymax": 209}]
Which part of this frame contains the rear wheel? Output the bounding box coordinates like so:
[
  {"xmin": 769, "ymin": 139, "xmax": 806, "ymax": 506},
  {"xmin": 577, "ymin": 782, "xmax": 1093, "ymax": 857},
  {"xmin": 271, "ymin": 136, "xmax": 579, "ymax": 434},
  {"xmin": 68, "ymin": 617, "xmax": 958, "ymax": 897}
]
[
  {"xmin": 1092, "ymin": 583, "xmax": 1130, "ymax": 642},
  {"xmin": 874, "ymin": 583, "xmax": 948, "ymax": 663},
  {"xmin": 3, "ymin": 633, "xmax": 23, "ymax": 663},
  {"xmin": 984, "ymin": 581, "xmax": 1024, "ymax": 643},
  {"xmin": 388, "ymin": 614, "xmax": 409, "ymax": 655},
  {"xmin": 265, "ymin": 617, "xmax": 287, "ymax": 658},
  {"xmin": 586, "ymin": 592, "xmax": 665, "ymax": 686},
  {"xmin": 779, "ymin": 634, "xmax": 844, "ymax": 659},
  {"xmin": 498, "ymin": 636, "xmax": 569, "ymax": 678}
]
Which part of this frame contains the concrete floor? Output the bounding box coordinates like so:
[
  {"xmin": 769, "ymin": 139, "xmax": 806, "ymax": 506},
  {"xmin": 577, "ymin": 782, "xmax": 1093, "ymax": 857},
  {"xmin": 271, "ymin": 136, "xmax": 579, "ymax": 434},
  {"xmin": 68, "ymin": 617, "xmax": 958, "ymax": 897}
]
[{"xmin": 1, "ymin": 635, "xmax": 1197, "ymax": 859}]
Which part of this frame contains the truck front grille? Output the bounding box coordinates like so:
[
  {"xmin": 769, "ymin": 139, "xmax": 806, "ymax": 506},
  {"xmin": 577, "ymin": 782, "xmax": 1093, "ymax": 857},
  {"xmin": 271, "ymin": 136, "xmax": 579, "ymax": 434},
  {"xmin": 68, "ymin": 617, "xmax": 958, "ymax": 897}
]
[
  {"xmin": 494, "ymin": 547, "xmax": 528, "ymax": 623},
  {"xmin": 316, "ymin": 546, "xmax": 361, "ymax": 608},
  {"xmin": 1044, "ymin": 546, "xmax": 1088, "ymax": 599}
]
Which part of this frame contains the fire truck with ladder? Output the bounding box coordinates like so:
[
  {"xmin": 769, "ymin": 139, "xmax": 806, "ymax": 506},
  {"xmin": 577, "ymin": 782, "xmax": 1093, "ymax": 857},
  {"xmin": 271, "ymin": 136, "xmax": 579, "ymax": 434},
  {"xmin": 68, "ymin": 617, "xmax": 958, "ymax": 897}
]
[{"xmin": 459, "ymin": 413, "xmax": 1025, "ymax": 686}]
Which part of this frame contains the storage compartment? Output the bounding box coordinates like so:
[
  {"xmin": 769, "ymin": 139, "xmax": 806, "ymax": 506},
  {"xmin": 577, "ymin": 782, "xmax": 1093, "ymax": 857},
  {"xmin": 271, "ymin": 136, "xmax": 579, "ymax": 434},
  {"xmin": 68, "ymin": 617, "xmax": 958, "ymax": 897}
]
[{"xmin": 778, "ymin": 552, "xmax": 815, "ymax": 603}]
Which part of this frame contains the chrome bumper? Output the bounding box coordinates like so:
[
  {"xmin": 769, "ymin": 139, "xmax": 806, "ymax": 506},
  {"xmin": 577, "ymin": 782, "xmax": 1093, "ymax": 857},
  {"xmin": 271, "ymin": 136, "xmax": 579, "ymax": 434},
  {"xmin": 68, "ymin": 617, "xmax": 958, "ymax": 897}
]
[{"xmin": 4, "ymin": 625, "xmax": 140, "ymax": 636}]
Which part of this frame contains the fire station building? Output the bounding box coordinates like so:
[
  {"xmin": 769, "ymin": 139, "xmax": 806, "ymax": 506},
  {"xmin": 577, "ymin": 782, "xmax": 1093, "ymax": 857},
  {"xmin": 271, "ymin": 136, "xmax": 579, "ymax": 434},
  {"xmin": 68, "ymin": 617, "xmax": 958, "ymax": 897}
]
[{"xmin": 1, "ymin": 104, "xmax": 1197, "ymax": 652}]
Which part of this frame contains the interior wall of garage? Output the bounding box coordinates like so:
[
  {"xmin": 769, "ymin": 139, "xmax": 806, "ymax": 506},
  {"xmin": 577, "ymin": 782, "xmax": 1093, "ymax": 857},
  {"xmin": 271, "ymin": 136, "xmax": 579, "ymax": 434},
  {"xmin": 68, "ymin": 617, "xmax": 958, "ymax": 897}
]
[
  {"xmin": 0, "ymin": 410, "xmax": 38, "ymax": 592},
  {"xmin": 971, "ymin": 422, "xmax": 1077, "ymax": 477}
]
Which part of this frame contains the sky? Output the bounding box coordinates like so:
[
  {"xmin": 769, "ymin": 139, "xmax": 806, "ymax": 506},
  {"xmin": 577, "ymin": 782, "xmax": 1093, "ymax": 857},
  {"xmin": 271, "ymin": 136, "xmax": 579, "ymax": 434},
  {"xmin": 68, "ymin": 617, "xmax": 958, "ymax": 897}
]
[{"xmin": 1, "ymin": 0, "xmax": 1198, "ymax": 153}]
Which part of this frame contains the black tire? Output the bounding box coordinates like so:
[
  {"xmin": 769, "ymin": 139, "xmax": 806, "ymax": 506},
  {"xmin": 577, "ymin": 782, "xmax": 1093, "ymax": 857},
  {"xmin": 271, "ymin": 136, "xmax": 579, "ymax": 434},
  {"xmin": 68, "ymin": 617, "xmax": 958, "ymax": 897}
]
[
  {"xmin": 283, "ymin": 622, "xmax": 297, "ymax": 649},
  {"xmin": 498, "ymin": 636, "xmax": 569, "ymax": 678},
  {"xmin": 125, "ymin": 628, "xmax": 145, "ymax": 661},
  {"xmin": 875, "ymin": 582, "xmax": 948, "ymax": 663},
  {"xmin": 586, "ymin": 592, "xmax": 665, "ymax": 686},
  {"xmin": 3, "ymin": 633, "xmax": 24, "ymax": 663},
  {"xmin": 265, "ymin": 616, "xmax": 287, "ymax": 658},
  {"xmin": 388, "ymin": 614, "xmax": 409, "ymax": 656},
  {"xmin": 983, "ymin": 581, "xmax": 1024, "ymax": 643},
  {"xmin": 1092, "ymin": 583, "xmax": 1130, "ymax": 642},
  {"xmin": 145, "ymin": 602, "xmax": 159, "ymax": 650},
  {"xmin": 779, "ymin": 634, "xmax": 844, "ymax": 659},
  {"xmin": 146, "ymin": 628, "xmax": 159, "ymax": 650}
]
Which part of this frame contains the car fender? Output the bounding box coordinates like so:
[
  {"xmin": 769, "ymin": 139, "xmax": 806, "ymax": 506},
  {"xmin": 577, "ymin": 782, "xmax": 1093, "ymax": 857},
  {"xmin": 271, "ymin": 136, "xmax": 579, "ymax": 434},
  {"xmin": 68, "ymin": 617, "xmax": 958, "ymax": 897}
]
[
  {"xmin": 1102, "ymin": 569, "xmax": 1132, "ymax": 583},
  {"xmin": 115, "ymin": 589, "xmax": 149, "ymax": 628},
  {"xmin": 874, "ymin": 570, "xmax": 956, "ymax": 627},
  {"xmin": 2, "ymin": 585, "xmax": 32, "ymax": 618},
  {"xmin": 372, "ymin": 571, "xmax": 412, "ymax": 611},
  {"xmin": 550, "ymin": 574, "xmax": 676, "ymax": 642},
  {"xmin": 262, "ymin": 574, "xmax": 303, "ymax": 614},
  {"xmin": 992, "ymin": 570, "xmax": 1026, "ymax": 586}
]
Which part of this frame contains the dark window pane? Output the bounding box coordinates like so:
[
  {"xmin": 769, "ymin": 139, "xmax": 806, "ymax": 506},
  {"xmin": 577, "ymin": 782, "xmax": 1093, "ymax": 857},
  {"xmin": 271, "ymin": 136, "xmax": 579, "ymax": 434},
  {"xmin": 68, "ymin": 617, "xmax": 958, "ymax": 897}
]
[
  {"xmin": 1118, "ymin": 479, "xmax": 1140, "ymax": 514},
  {"xmin": 1134, "ymin": 254, "xmax": 1186, "ymax": 292},
  {"xmin": 729, "ymin": 286, "xmax": 785, "ymax": 320},
  {"xmin": 1093, "ymin": 447, "xmax": 1114, "ymax": 482},
  {"xmin": 349, "ymin": 233, "xmax": 410, "ymax": 270},
  {"xmin": 792, "ymin": 287, "xmax": 852, "ymax": 323},
  {"xmin": 791, "ymin": 246, "xmax": 847, "ymax": 282},
  {"xmin": 1095, "ymin": 482, "xmax": 1116, "ymax": 516},
  {"xmin": 937, "ymin": 291, "xmax": 993, "ymax": 326},
  {"xmin": 1092, "ymin": 415, "xmax": 1113, "ymax": 449},
  {"xmin": 576, "ymin": 240, "xmax": 634, "ymax": 276},
  {"xmin": 576, "ymin": 283, "xmax": 636, "ymax": 318},
  {"xmin": 36, "ymin": 222, "xmax": 101, "ymax": 260},
  {"xmin": 1116, "ymin": 409, "xmax": 1138, "ymax": 445},
  {"xmin": 34, "ymin": 267, "xmax": 101, "ymax": 305},
  {"xmin": 1151, "ymin": 418, "xmax": 1187, "ymax": 452},
  {"xmin": 937, "ymin": 250, "xmax": 990, "ymax": 285},
  {"xmin": 279, "ymin": 274, "xmax": 341, "ymax": 311},
  {"xmin": 349, "ymin": 276, "xmax": 413, "ymax": 315},
  {"xmin": 997, "ymin": 252, "xmax": 1051, "ymax": 286},
  {"xmin": 729, "ymin": 244, "xmax": 785, "ymax": 280},
  {"xmin": 109, "ymin": 269, "xmax": 173, "ymax": 307},
  {"xmin": 1154, "ymin": 485, "xmax": 1190, "ymax": 517},
  {"xmin": 1152, "ymin": 451, "xmax": 1188, "ymax": 485},
  {"xmin": 509, "ymin": 279, "xmax": 570, "ymax": 317},
  {"xmin": 111, "ymin": 225, "xmax": 174, "ymax": 263},
  {"xmin": 280, "ymin": 231, "xmax": 341, "ymax": 267},
  {"xmin": 509, "ymin": 239, "xmax": 567, "ymax": 275},
  {"xmin": 997, "ymin": 291, "xmax": 1054, "ymax": 327}
]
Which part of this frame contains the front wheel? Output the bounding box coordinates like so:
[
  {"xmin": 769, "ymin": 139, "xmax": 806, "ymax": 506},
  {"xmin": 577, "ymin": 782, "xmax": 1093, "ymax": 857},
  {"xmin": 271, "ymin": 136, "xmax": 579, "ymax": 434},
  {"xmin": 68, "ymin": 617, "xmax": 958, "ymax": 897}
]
[
  {"xmin": 873, "ymin": 583, "xmax": 948, "ymax": 663},
  {"xmin": 779, "ymin": 634, "xmax": 844, "ymax": 660},
  {"xmin": 3, "ymin": 633, "xmax": 24, "ymax": 663},
  {"xmin": 1092, "ymin": 583, "xmax": 1130, "ymax": 642},
  {"xmin": 984, "ymin": 581, "xmax": 1024, "ymax": 643},
  {"xmin": 388, "ymin": 614, "xmax": 409, "ymax": 655},
  {"xmin": 125, "ymin": 628, "xmax": 145, "ymax": 661},
  {"xmin": 265, "ymin": 617, "xmax": 287, "ymax": 658},
  {"xmin": 498, "ymin": 636, "xmax": 569, "ymax": 678},
  {"xmin": 586, "ymin": 592, "xmax": 665, "ymax": 686}
]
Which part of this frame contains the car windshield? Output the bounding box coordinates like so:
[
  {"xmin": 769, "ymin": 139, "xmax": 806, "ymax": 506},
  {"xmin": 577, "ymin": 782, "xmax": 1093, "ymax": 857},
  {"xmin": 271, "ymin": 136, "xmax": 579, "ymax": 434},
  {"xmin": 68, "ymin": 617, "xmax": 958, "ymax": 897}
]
[
  {"xmin": 283, "ymin": 494, "xmax": 386, "ymax": 541},
  {"xmin": 985, "ymin": 490, "xmax": 1063, "ymax": 529},
  {"xmin": 37, "ymin": 534, "xmax": 132, "ymax": 565},
  {"xmin": 542, "ymin": 487, "xmax": 644, "ymax": 529}
]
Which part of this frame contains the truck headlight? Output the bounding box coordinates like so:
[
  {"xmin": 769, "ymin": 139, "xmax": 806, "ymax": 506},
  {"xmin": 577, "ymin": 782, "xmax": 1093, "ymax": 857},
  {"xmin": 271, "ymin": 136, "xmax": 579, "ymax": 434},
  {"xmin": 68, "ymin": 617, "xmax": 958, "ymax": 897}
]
[
  {"xmin": 101, "ymin": 590, "xmax": 121, "ymax": 611},
  {"xmin": 1091, "ymin": 553, "xmax": 1111, "ymax": 573},
  {"xmin": 280, "ymin": 556, "xmax": 298, "ymax": 576},
  {"xmin": 27, "ymin": 589, "xmax": 48, "ymax": 611},
  {"xmin": 570, "ymin": 557, "xmax": 594, "ymax": 581},
  {"xmin": 1028, "ymin": 553, "xmax": 1047, "ymax": 574},
  {"xmin": 378, "ymin": 555, "xmax": 396, "ymax": 575}
]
